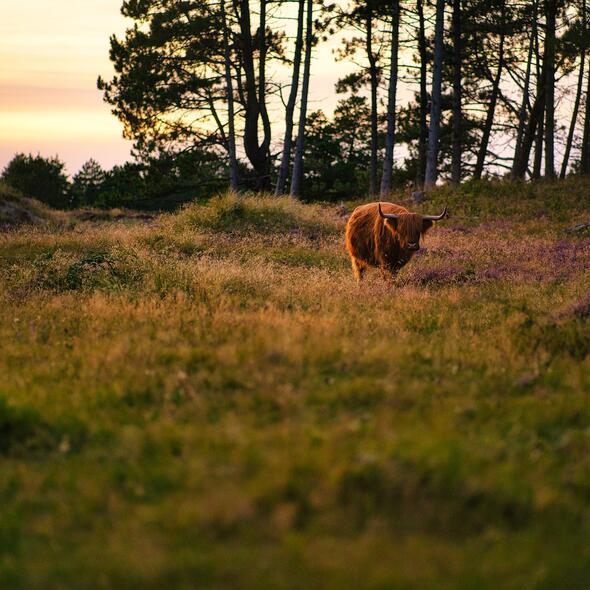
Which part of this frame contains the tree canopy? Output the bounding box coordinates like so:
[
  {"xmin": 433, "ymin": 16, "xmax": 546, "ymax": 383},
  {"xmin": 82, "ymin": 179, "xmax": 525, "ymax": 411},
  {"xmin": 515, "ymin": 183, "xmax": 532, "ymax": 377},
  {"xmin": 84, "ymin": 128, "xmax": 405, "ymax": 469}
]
[{"xmin": 89, "ymin": 0, "xmax": 590, "ymax": 200}]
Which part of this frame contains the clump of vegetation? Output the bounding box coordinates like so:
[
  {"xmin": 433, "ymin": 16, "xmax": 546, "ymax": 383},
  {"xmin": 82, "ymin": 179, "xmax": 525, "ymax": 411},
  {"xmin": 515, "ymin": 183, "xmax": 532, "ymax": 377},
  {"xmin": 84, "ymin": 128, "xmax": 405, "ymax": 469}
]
[
  {"xmin": 169, "ymin": 192, "xmax": 340, "ymax": 237},
  {"xmin": 422, "ymin": 176, "xmax": 590, "ymax": 224},
  {"xmin": 1, "ymin": 154, "xmax": 70, "ymax": 209},
  {"xmin": 0, "ymin": 395, "xmax": 86, "ymax": 456},
  {"xmin": 0, "ymin": 182, "xmax": 65, "ymax": 229},
  {"xmin": 518, "ymin": 293, "xmax": 590, "ymax": 360},
  {"xmin": 29, "ymin": 249, "xmax": 144, "ymax": 293},
  {"xmin": 2, "ymin": 181, "xmax": 590, "ymax": 589}
]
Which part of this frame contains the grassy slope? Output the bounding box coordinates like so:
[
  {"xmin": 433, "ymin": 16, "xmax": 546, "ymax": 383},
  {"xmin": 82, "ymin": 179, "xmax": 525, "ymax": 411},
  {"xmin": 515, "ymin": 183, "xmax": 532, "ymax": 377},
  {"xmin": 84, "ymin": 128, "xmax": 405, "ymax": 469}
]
[
  {"xmin": 1, "ymin": 180, "xmax": 590, "ymax": 589},
  {"xmin": 0, "ymin": 183, "xmax": 65, "ymax": 229}
]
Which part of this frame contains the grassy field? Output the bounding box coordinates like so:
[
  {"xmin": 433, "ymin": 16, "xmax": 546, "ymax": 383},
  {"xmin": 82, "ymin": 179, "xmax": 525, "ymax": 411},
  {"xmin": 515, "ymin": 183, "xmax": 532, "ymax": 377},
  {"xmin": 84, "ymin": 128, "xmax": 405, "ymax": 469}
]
[{"xmin": 2, "ymin": 178, "xmax": 590, "ymax": 589}]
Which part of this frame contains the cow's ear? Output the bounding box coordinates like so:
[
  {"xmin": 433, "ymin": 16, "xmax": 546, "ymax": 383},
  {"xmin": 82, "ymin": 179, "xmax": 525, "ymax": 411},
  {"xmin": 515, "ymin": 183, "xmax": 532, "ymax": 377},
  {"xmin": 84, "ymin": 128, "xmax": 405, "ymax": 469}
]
[
  {"xmin": 385, "ymin": 217, "xmax": 398, "ymax": 229},
  {"xmin": 422, "ymin": 219, "xmax": 434, "ymax": 233}
]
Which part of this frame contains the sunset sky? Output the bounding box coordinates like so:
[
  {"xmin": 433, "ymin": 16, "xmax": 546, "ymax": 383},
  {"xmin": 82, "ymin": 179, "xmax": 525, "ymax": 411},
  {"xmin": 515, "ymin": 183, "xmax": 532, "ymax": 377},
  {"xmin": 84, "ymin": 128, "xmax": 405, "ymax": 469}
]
[
  {"xmin": 0, "ymin": 1, "xmax": 356, "ymax": 178},
  {"xmin": 0, "ymin": 0, "xmax": 134, "ymax": 175}
]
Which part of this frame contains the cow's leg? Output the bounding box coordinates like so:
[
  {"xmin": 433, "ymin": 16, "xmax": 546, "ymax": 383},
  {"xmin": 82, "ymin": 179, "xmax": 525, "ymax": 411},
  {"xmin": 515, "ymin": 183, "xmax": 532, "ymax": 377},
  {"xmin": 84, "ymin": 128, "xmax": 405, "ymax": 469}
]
[{"xmin": 351, "ymin": 257, "xmax": 366, "ymax": 282}]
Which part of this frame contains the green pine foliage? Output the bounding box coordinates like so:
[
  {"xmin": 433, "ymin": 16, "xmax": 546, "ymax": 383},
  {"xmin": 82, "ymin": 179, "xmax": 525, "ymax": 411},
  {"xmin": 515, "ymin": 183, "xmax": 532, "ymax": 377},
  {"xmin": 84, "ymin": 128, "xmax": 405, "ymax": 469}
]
[{"xmin": 1, "ymin": 153, "xmax": 70, "ymax": 209}]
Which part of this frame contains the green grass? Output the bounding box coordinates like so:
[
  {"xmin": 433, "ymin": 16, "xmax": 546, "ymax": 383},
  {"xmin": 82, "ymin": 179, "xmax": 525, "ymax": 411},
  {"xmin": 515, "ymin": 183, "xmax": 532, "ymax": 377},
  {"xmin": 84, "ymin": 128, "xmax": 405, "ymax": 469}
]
[{"xmin": 2, "ymin": 180, "xmax": 590, "ymax": 588}]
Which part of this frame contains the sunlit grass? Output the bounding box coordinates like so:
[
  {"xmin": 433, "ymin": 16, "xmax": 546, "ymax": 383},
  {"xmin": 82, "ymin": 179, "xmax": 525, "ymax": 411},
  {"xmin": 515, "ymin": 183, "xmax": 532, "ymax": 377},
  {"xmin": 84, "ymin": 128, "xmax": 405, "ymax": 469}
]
[{"xmin": 1, "ymin": 180, "xmax": 590, "ymax": 588}]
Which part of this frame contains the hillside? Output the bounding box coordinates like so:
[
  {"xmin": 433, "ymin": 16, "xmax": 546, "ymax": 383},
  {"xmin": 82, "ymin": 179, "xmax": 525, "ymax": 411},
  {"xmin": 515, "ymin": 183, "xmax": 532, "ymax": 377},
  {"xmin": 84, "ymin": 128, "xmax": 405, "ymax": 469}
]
[
  {"xmin": 0, "ymin": 182, "xmax": 63, "ymax": 229},
  {"xmin": 1, "ymin": 179, "xmax": 590, "ymax": 589}
]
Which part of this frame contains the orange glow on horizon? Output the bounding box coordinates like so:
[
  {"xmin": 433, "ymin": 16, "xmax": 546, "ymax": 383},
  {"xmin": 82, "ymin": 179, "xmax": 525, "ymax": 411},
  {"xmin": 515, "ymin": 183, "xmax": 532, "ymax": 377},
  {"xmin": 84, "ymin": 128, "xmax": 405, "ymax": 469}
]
[
  {"xmin": 0, "ymin": 0, "xmax": 132, "ymax": 173},
  {"xmin": 0, "ymin": 1, "xmax": 357, "ymax": 175}
]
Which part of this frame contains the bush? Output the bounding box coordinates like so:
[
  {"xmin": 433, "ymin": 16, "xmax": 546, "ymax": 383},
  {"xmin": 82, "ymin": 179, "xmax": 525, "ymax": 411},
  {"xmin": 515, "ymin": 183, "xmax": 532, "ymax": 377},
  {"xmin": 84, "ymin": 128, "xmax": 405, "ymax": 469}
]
[
  {"xmin": 1, "ymin": 153, "xmax": 70, "ymax": 209},
  {"xmin": 0, "ymin": 395, "xmax": 86, "ymax": 456},
  {"xmin": 170, "ymin": 192, "xmax": 340, "ymax": 237}
]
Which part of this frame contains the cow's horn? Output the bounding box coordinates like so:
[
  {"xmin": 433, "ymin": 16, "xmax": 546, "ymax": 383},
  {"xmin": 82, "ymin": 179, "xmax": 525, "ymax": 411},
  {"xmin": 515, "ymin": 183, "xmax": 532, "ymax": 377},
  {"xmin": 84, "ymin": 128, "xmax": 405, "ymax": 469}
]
[
  {"xmin": 423, "ymin": 205, "xmax": 447, "ymax": 221},
  {"xmin": 378, "ymin": 203, "xmax": 400, "ymax": 219}
]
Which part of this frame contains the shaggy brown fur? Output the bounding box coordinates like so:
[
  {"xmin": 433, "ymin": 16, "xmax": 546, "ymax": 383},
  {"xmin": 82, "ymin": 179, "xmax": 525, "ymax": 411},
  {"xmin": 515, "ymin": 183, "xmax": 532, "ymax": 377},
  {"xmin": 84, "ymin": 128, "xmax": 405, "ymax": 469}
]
[{"xmin": 345, "ymin": 202, "xmax": 437, "ymax": 281}]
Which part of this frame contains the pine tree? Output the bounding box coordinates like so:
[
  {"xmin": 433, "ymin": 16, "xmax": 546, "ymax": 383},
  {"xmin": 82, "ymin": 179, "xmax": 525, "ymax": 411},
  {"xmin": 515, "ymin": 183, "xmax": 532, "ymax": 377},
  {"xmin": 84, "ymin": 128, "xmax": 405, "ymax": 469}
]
[
  {"xmin": 71, "ymin": 159, "xmax": 107, "ymax": 207},
  {"xmin": 98, "ymin": 0, "xmax": 283, "ymax": 190},
  {"xmin": 275, "ymin": 0, "xmax": 306, "ymax": 195},
  {"xmin": 473, "ymin": 0, "xmax": 507, "ymax": 180},
  {"xmin": 451, "ymin": 0, "xmax": 462, "ymax": 184},
  {"xmin": 424, "ymin": 0, "xmax": 445, "ymax": 188},
  {"xmin": 290, "ymin": 0, "xmax": 314, "ymax": 198},
  {"xmin": 221, "ymin": 0, "xmax": 239, "ymax": 190},
  {"xmin": 380, "ymin": 0, "xmax": 401, "ymax": 196}
]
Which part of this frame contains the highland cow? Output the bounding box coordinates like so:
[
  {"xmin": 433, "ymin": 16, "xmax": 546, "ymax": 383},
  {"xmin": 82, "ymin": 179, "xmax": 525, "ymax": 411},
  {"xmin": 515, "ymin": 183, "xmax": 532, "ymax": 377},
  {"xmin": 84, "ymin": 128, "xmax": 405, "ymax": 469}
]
[{"xmin": 345, "ymin": 202, "xmax": 447, "ymax": 281}]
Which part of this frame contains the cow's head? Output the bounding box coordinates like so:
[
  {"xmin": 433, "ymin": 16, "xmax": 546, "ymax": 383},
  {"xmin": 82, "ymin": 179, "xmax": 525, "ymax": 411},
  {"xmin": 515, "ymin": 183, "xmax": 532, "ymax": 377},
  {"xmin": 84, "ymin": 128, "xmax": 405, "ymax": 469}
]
[{"xmin": 378, "ymin": 203, "xmax": 447, "ymax": 251}]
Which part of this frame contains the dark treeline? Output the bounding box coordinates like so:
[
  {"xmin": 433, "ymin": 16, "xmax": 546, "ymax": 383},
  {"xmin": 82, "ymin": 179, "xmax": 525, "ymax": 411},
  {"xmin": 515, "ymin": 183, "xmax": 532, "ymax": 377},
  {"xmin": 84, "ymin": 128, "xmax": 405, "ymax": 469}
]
[
  {"xmin": 3, "ymin": 0, "xmax": 589, "ymax": 208},
  {"xmin": 0, "ymin": 151, "xmax": 226, "ymax": 210}
]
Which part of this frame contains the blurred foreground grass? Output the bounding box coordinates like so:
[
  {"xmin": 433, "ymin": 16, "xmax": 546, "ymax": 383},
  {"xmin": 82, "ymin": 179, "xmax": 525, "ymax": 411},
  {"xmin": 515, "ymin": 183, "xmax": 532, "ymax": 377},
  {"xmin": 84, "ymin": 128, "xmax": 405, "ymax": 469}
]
[{"xmin": 2, "ymin": 180, "xmax": 590, "ymax": 589}]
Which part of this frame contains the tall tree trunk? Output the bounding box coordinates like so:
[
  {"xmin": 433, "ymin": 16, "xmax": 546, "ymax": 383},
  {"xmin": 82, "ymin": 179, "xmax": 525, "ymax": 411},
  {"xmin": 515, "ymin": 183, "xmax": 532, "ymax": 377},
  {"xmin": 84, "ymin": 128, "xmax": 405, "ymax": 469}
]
[
  {"xmin": 582, "ymin": 27, "xmax": 590, "ymax": 173},
  {"xmin": 533, "ymin": 110, "xmax": 544, "ymax": 178},
  {"xmin": 473, "ymin": 0, "xmax": 506, "ymax": 180},
  {"xmin": 258, "ymin": 0, "xmax": 272, "ymax": 188},
  {"xmin": 424, "ymin": 0, "xmax": 445, "ymax": 189},
  {"xmin": 513, "ymin": 49, "xmax": 547, "ymax": 180},
  {"xmin": 562, "ymin": 0, "xmax": 586, "ymax": 177},
  {"xmin": 582, "ymin": 69, "xmax": 590, "ymax": 173},
  {"xmin": 451, "ymin": 0, "xmax": 462, "ymax": 184},
  {"xmin": 583, "ymin": 109, "xmax": 590, "ymax": 175},
  {"xmin": 513, "ymin": 89, "xmax": 546, "ymax": 178},
  {"xmin": 533, "ymin": 32, "xmax": 545, "ymax": 179},
  {"xmin": 237, "ymin": 0, "xmax": 272, "ymax": 190},
  {"xmin": 275, "ymin": 0, "xmax": 305, "ymax": 195},
  {"xmin": 511, "ymin": 0, "xmax": 537, "ymax": 179},
  {"xmin": 560, "ymin": 1, "xmax": 585, "ymax": 180},
  {"xmin": 367, "ymin": 6, "xmax": 379, "ymax": 195},
  {"xmin": 415, "ymin": 0, "xmax": 428, "ymax": 189},
  {"xmin": 221, "ymin": 0, "xmax": 239, "ymax": 191},
  {"xmin": 290, "ymin": 0, "xmax": 313, "ymax": 198},
  {"xmin": 544, "ymin": 0, "xmax": 557, "ymax": 178},
  {"xmin": 514, "ymin": 28, "xmax": 546, "ymax": 181},
  {"xmin": 380, "ymin": 0, "xmax": 400, "ymax": 197}
]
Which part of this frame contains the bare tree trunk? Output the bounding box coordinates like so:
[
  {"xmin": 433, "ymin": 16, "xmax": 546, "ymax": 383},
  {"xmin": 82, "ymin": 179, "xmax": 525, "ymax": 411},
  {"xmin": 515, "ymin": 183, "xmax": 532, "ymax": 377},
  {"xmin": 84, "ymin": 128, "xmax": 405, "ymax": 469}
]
[
  {"xmin": 290, "ymin": 0, "xmax": 313, "ymax": 198},
  {"xmin": 415, "ymin": 0, "xmax": 428, "ymax": 189},
  {"xmin": 513, "ymin": 88, "xmax": 546, "ymax": 178},
  {"xmin": 237, "ymin": 0, "xmax": 272, "ymax": 190},
  {"xmin": 582, "ymin": 32, "xmax": 590, "ymax": 173},
  {"xmin": 514, "ymin": 45, "xmax": 547, "ymax": 180},
  {"xmin": 258, "ymin": 0, "xmax": 272, "ymax": 188},
  {"xmin": 544, "ymin": 0, "xmax": 556, "ymax": 178},
  {"xmin": 473, "ymin": 0, "xmax": 506, "ymax": 180},
  {"xmin": 514, "ymin": 26, "xmax": 546, "ymax": 181},
  {"xmin": 451, "ymin": 0, "xmax": 462, "ymax": 184},
  {"xmin": 560, "ymin": 45, "xmax": 585, "ymax": 176},
  {"xmin": 533, "ymin": 110, "xmax": 544, "ymax": 178},
  {"xmin": 562, "ymin": 0, "xmax": 586, "ymax": 178},
  {"xmin": 380, "ymin": 0, "xmax": 400, "ymax": 197},
  {"xmin": 583, "ymin": 113, "xmax": 590, "ymax": 176},
  {"xmin": 221, "ymin": 0, "xmax": 239, "ymax": 191},
  {"xmin": 582, "ymin": 69, "xmax": 590, "ymax": 173},
  {"xmin": 424, "ymin": 0, "xmax": 445, "ymax": 189},
  {"xmin": 533, "ymin": 32, "xmax": 545, "ymax": 179},
  {"xmin": 275, "ymin": 0, "xmax": 305, "ymax": 195},
  {"xmin": 511, "ymin": 0, "xmax": 537, "ymax": 179},
  {"xmin": 367, "ymin": 7, "xmax": 379, "ymax": 195}
]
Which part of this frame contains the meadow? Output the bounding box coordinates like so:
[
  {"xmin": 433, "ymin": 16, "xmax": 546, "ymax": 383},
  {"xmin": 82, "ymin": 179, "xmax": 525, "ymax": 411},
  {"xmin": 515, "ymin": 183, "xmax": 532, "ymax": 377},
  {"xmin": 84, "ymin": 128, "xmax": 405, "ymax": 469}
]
[{"xmin": 2, "ymin": 178, "xmax": 590, "ymax": 589}]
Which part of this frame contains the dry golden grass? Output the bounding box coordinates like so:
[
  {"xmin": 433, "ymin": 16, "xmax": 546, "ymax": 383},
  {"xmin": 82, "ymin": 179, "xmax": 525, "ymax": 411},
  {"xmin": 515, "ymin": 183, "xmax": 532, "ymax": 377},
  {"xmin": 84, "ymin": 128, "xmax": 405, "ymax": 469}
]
[{"xmin": 2, "ymin": 182, "xmax": 590, "ymax": 589}]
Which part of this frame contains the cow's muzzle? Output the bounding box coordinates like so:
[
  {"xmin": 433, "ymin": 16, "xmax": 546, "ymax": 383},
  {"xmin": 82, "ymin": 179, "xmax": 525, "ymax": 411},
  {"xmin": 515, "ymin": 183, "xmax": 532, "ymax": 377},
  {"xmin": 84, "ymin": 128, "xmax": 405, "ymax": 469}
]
[{"xmin": 407, "ymin": 243, "xmax": 420, "ymax": 251}]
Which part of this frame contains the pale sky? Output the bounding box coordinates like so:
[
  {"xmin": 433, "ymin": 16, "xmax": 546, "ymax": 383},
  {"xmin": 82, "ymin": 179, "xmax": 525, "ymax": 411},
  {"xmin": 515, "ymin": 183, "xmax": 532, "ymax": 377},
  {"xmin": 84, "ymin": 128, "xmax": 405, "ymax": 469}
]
[
  {"xmin": 0, "ymin": 1, "xmax": 135, "ymax": 175},
  {"xmin": 1, "ymin": 2, "xmax": 580, "ymax": 179},
  {"xmin": 0, "ymin": 1, "xmax": 355, "ymax": 177}
]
